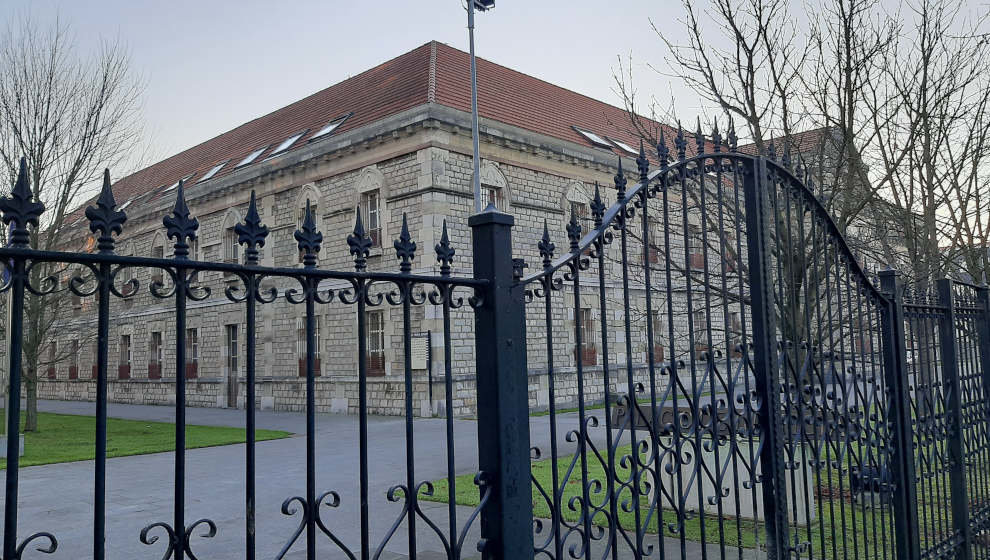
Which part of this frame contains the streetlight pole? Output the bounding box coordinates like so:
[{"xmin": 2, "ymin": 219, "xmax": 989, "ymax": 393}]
[{"xmin": 467, "ymin": 0, "xmax": 493, "ymax": 213}]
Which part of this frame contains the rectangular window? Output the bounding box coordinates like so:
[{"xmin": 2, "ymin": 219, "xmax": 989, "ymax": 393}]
[
  {"xmin": 361, "ymin": 192, "xmax": 382, "ymax": 248},
  {"xmin": 297, "ymin": 317, "xmax": 322, "ymax": 377},
  {"xmin": 266, "ymin": 131, "xmax": 306, "ymax": 159},
  {"xmin": 367, "ymin": 310, "xmax": 385, "ymax": 376},
  {"xmin": 69, "ymin": 340, "xmax": 79, "ymax": 380},
  {"xmin": 693, "ymin": 309, "xmax": 709, "ymax": 359},
  {"xmin": 149, "ymin": 332, "xmax": 163, "ymax": 379},
  {"xmin": 310, "ymin": 114, "xmax": 349, "ymax": 140},
  {"xmin": 652, "ymin": 312, "xmax": 666, "ymax": 363},
  {"xmin": 185, "ymin": 328, "xmax": 199, "ymax": 379},
  {"xmin": 480, "ymin": 186, "xmax": 502, "ymax": 210},
  {"xmin": 118, "ymin": 335, "xmax": 131, "ymax": 380},
  {"xmin": 47, "ymin": 342, "xmax": 56, "ymax": 379},
  {"xmin": 688, "ymin": 226, "xmax": 705, "ymax": 271},
  {"xmin": 151, "ymin": 245, "xmax": 164, "ymax": 285},
  {"xmin": 224, "ymin": 228, "xmax": 239, "ymax": 264},
  {"xmin": 198, "ymin": 160, "xmax": 228, "ymax": 183},
  {"xmin": 188, "ymin": 238, "xmax": 200, "ymax": 283},
  {"xmin": 575, "ymin": 307, "xmax": 596, "ymax": 366},
  {"xmin": 236, "ymin": 146, "xmax": 268, "ymax": 168},
  {"xmin": 91, "ymin": 341, "xmax": 98, "ymax": 379},
  {"xmin": 226, "ymin": 324, "xmax": 238, "ymax": 378}
]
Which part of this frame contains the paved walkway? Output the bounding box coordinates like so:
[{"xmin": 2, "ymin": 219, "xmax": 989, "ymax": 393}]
[{"xmin": 0, "ymin": 400, "xmax": 758, "ymax": 559}]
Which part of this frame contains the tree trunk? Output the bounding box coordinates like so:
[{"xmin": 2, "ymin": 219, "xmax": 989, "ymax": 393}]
[{"xmin": 23, "ymin": 371, "xmax": 36, "ymax": 433}]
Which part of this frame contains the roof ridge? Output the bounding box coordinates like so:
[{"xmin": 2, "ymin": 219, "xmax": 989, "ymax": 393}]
[{"xmin": 428, "ymin": 41, "xmax": 438, "ymax": 104}]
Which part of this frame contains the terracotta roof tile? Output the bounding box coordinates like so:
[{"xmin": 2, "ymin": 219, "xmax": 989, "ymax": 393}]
[{"xmin": 78, "ymin": 41, "xmax": 689, "ymax": 219}]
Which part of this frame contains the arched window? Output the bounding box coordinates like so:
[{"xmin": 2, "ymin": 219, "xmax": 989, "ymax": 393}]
[
  {"xmin": 355, "ymin": 167, "xmax": 385, "ymax": 248},
  {"xmin": 150, "ymin": 233, "xmax": 166, "ymax": 285},
  {"xmin": 220, "ymin": 210, "xmax": 242, "ymax": 273},
  {"xmin": 477, "ymin": 161, "xmax": 509, "ymax": 210},
  {"xmin": 563, "ymin": 182, "xmax": 591, "ymax": 224}
]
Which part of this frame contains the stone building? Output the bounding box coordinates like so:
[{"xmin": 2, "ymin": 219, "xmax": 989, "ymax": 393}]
[{"xmin": 28, "ymin": 41, "xmax": 837, "ymax": 416}]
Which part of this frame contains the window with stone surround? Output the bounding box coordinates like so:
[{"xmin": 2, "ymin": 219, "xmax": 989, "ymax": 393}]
[
  {"xmin": 226, "ymin": 324, "xmax": 238, "ymax": 379},
  {"xmin": 151, "ymin": 238, "xmax": 165, "ymax": 285},
  {"xmin": 652, "ymin": 312, "xmax": 666, "ymax": 363},
  {"xmin": 149, "ymin": 332, "xmax": 163, "ymax": 379},
  {"xmin": 477, "ymin": 161, "xmax": 509, "ymax": 211},
  {"xmin": 367, "ymin": 310, "xmax": 385, "ymax": 376},
  {"xmin": 361, "ymin": 191, "xmax": 381, "ymax": 248},
  {"xmin": 185, "ymin": 328, "xmax": 199, "ymax": 379},
  {"xmin": 688, "ymin": 225, "xmax": 705, "ymax": 271},
  {"xmin": 118, "ymin": 335, "xmax": 131, "ymax": 380},
  {"xmin": 574, "ymin": 307, "xmax": 596, "ymax": 367},
  {"xmin": 297, "ymin": 316, "xmax": 321, "ymax": 377},
  {"xmin": 693, "ymin": 309, "xmax": 709, "ymax": 359},
  {"xmin": 46, "ymin": 341, "xmax": 56, "ymax": 379},
  {"xmin": 223, "ymin": 227, "xmax": 239, "ymax": 264},
  {"xmin": 69, "ymin": 340, "xmax": 78, "ymax": 380}
]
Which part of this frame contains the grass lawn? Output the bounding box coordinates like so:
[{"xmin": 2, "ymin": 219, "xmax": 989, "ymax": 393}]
[
  {"xmin": 421, "ymin": 443, "xmax": 896, "ymax": 558},
  {"xmin": 0, "ymin": 412, "xmax": 292, "ymax": 469}
]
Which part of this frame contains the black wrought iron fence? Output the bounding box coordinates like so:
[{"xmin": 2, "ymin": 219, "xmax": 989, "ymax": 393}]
[{"xmin": 1, "ymin": 125, "xmax": 989, "ymax": 560}]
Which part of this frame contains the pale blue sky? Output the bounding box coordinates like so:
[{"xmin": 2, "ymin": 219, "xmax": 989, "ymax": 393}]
[{"xmin": 2, "ymin": 0, "xmax": 704, "ymax": 168}]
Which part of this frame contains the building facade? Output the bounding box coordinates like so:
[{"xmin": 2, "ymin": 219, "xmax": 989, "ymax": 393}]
[{"xmin": 24, "ymin": 42, "xmax": 830, "ymax": 416}]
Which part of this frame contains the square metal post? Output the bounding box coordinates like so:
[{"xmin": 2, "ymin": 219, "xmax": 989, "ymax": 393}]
[
  {"xmin": 470, "ymin": 209, "xmax": 533, "ymax": 559},
  {"xmin": 741, "ymin": 156, "xmax": 789, "ymax": 558},
  {"xmin": 879, "ymin": 269, "xmax": 921, "ymax": 560},
  {"xmin": 937, "ymin": 278, "xmax": 972, "ymax": 559}
]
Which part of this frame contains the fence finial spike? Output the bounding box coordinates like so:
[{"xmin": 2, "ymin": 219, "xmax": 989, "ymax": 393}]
[
  {"xmin": 566, "ymin": 207, "xmax": 581, "ymax": 252},
  {"xmin": 695, "ymin": 116, "xmax": 705, "ymax": 155},
  {"xmin": 294, "ymin": 199, "xmax": 323, "ymax": 268},
  {"xmin": 767, "ymin": 139, "xmax": 777, "ymax": 161},
  {"xmin": 614, "ymin": 157, "xmax": 627, "ymax": 200},
  {"xmin": 539, "ymin": 219, "xmax": 555, "ymax": 269},
  {"xmin": 234, "ymin": 190, "xmax": 269, "ymax": 265},
  {"xmin": 591, "ymin": 182, "xmax": 605, "ymax": 227},
  {"xmin": 657, "ymin": 129, "xmax": 670, "ymax": 167},
  {"xmin": 636, "ymin": 139, "xmax": 650, "ymax": 184},
  {"xmin": 163, "ymin": 179, "xmax": 198, "ymax": 259},
  {"xmin": 0, "ymin": 156, "xmax": 45, "ymax": 248},
  {"xmin": 712, "ymin": 119, "xmax": 722, "ymax": 153},
  {"xmin": 727, "ymin": 116, "xmax": 738, "ymax": 152},
  {"xmin": 347, "ymin": 207, "xmax": 372, "ymax": 272},
  {"xmin": 435, "ymin": 219, "xmax": 454, "ymax": 276},
  {"xmin": 675, "ymin": 121, "xmax": 687, "ymax": 161},
  {"xmin": 394, "ymin": 212, "xmax": 416, "ymax": 273},
  {"xmin": 85, "ymin": 168, "xmax": 127, "ymax": 254}
]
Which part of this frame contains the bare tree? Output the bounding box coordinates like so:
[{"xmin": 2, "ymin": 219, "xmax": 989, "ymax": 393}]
[{"xmin": 0, "ymin": 15, "xmax": 144, "ymax": 431}]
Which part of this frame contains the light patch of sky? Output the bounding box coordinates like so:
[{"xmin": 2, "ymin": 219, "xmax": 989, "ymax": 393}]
[{"xmin": 2, "ymin": 0, "xmax": 713, "ymax": 178}]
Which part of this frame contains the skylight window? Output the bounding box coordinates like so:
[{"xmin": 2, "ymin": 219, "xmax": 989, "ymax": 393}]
[
  {"xmin": 573, "ymin": 126, "xmax": 614, "ymax": 149},
  {"xmin": 163, "ymin": 174, "xmax": 194, "ymax": 193},
  {"xmin": 265, "ymin": 131, "xmax": 307, "ymax": 160},
  {"xmin": 236, "ymin": 146, "xmax": 268, "ymax": 168},
  {"xmin": 198, "ymin": 160, "xmax": 228, "ymax": 182},
  {"xmin": 608, "ymin": 137, "xmax": 640, "ymax": 156},
  {"xmin": 119, "ymin": 199, "xmax": 134, "ymax": 211},
  {"xmin": 310, "ymin": 114, "xmax": 351, "ymax": 141}
]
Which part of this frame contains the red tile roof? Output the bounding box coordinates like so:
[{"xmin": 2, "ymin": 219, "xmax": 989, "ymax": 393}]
[{"xmin": 81, "ymin": 41, "xmax": 682, "ymax": 218}]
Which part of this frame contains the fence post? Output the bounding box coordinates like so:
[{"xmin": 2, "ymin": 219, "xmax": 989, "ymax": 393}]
[
  {"xmin": 741, "ymin": 156, "xmax": 789, "ymax": 558},
  {"xmin": 879, "ymin": 269, "xmax": 921, "ymax": 560},
  {"xmin": 470, "ymin": 208, "xmax": 533, "ymax": 559},
  {"xmin": 937, "ymin": 278, "xmax": 972, "ymax": 559}
]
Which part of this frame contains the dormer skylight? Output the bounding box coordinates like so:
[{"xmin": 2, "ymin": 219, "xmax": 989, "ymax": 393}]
[
  {"xmin": 163, "ymin": 174, "xmax": 194, "ymax": 193},
  {"xmin": 198, "ymin": 160, "xmax": 228, "ymax": 182},
  {"xmin": 310, "ymin": 114, "xmax": 351, "ymax": 141},
  {"xmin": 573, "ymin": 126, "xmax": 614, "ymax": 149},
  {"xmin": 265, "ymin": 131, "xmax": 307, "ymax": 160},
  {"xmin": 608, "ymin": 137, "xmax": 640, "ymax": 156},
  {"xmin": 236, "ymin": 146, "xmax": 268, "ymax": 168},
  {"xmin": 118, "ymin": 198, "xmax": 134, "ymax": 211}
]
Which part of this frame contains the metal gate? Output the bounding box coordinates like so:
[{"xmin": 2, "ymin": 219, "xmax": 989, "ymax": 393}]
[{"xmin": 1, "ymin": 125, "xmax": 990, "ymax": 559}]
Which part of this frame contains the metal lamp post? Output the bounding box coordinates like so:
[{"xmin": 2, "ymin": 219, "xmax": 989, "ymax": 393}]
[{"xmin": 468, "ymin": 0, "xmax": 494, "ymax": 213}]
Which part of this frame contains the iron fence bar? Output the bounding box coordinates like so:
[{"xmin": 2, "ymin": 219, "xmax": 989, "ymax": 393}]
[
  {"xmin": 469, "ymin": 209, "xmax": 532, "ymax": 559},
  {"xmin": 174, "ymin": 270, "xmax": 188, "ymax": 558},
  {"xmin": 357, "ymin": 281, "xmax": 371, "ymax": 560},
  {"xmin": 245, "ymin": 272, "xmax": 257, "ymax": 560},
  {"xmin": 976, "ymin": 285, "xmax": 990, "ymax": 536},
  {"xmin": 402, "ymin": 278, "xmax": 417, "ymax": 558},
  {"xmin": 741, "ymin": 156, "xmax": 789, "ymax": 558},
  {"xmin": 305, "ymin": 278, "xmax": 317, "ymax": 559},
  {"xmin": 938, "ymin": 278, "xmax": 973, "ymax": 559},
  {"xmin": 94, "ymin": 260, "xmax": 110, "ymax": 560},
  {"xmin": 2, "ymin": 256, "xmax": 24, "ymax": 560},
  {"xmin": 879, "ymin": 269, "xmax": 921, "ymax": 560}
]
